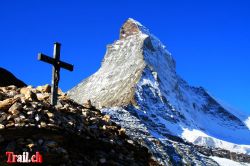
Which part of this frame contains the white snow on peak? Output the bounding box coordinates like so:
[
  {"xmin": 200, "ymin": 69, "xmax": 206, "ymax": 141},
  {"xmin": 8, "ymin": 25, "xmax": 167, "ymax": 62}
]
[
  {"xmin": 127, "ymin": 18, "xmax": 150, "ymax": 34},
  {"xmin": 127, "ymin": 18, "xmax": 143, "ymax": 26},
  {"xmin": 124, "ymin": 18, "xmax": 172, "ymax": 57}
]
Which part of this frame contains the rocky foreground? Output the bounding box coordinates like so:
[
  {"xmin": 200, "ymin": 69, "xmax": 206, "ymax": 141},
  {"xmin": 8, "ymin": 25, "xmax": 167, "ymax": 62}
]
[{"xmin": 0, "ymin": 85, "xmax": 158, "ymax": 165}]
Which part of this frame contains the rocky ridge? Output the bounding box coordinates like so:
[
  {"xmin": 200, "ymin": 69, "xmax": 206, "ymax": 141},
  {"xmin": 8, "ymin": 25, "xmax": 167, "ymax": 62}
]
[
  {"xmin": 0, "ymin": 85, "xmax": 157, "ymax": 165},
  {"xmin": 0, "ymin": 67, "xmax": 26, "ymax": 88}
]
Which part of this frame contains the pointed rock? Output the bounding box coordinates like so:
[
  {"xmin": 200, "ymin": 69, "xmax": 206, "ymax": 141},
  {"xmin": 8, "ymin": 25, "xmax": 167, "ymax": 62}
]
[
  {"xmin": 68, "ymin": 18, "xmax": 250, "ymax": 165},
  {"xmin": 120, "ymin": 18, "xmax": 142, "ymax": 39}
]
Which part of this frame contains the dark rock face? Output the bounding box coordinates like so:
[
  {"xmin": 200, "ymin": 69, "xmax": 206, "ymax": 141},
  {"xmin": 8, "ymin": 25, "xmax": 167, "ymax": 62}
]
[
  {"xmin": 0, "ymin": 85, "xmax": 157, "ymax": 165},
  {"xmin": 0, "ymin": 67, "xmax": 26, "ymax": 88}
]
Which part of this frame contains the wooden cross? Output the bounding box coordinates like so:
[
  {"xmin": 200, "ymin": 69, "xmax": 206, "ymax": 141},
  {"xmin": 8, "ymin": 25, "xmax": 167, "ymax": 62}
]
[{"xmin": 38, "ymin": 42, "xmax": 74, "ymax": 105}]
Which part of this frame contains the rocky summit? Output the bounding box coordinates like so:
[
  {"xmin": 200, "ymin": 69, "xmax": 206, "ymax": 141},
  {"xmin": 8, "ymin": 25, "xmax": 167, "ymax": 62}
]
[
  {"xmin": 68, "ymin": 18, "xmax": 250, "ymax": 165},
  {"xmin": 0, "ymin": 85, "xmax": 158, "ymax": 165}
]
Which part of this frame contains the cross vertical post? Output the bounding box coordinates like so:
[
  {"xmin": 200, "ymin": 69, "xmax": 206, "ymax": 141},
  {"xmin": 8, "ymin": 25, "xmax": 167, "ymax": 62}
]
[
  {"xmin": 51, "ymin": 42, "xmax": 61, "ymax": 105},
  {"xmin": 38, "ymin": 42, "xmax": 74, "ymax": 106}
]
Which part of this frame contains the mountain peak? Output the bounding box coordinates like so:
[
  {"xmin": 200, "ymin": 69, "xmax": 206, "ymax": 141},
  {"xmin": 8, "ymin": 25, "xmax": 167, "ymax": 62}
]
[
  {"xmin": 68, "ymin": 19, "xmax": 250, "ymax": 165},
  {"xmin": 119, "ymin": 18, "xmax": 145, "ymax": 39}
]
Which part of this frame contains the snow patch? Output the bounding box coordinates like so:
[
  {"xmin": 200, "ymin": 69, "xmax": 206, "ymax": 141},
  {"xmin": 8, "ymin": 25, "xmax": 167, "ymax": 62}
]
[
  {"xmin": 182, "ymin": 128, "xmax": 250, "ymax": 154},
  {"xmin": 210, "ymin": 156, "xmax": 250, "ymax": 166}
]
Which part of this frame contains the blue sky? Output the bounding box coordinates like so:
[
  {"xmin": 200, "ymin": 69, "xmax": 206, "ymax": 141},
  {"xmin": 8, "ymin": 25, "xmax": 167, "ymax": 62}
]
[{"xmin": 0, "ymin": 0, "xmax": 249, "ymax": 114}]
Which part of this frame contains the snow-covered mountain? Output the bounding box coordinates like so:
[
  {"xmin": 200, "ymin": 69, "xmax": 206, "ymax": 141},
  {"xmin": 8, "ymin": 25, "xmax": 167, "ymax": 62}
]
[{"xmin": 68, "ymin": 18, "xmax": 250, "ymax": 165}]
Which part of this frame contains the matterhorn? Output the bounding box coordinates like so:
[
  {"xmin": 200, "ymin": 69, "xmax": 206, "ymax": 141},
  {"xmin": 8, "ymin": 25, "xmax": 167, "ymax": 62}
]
[{"xmin": 68, "ymin": 18, "xmax": 250, "ymax": 165}]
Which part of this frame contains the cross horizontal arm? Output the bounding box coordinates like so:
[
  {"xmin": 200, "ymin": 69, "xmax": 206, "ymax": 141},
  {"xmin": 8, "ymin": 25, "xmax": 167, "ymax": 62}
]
[
  {"xmin": 38, "ymin": 53, "xmax": 74, "ymax": 71},
  {"xmin": 59, "ymin": 61, "xmax": 74, "ymax": 71},
  {"xmin": 38, "ymin": 53, "xmax": 55, "ymax": 65}
]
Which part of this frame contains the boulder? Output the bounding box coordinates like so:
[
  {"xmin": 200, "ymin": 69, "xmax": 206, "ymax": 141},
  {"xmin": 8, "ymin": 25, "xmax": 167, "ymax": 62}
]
[
  {"xmin": 36, "ymin": 84, "xmax": 51, "ymax": 93},
  {"xmin": 0, "ymin": 98, "xmax": 18, "ymax": 110}
]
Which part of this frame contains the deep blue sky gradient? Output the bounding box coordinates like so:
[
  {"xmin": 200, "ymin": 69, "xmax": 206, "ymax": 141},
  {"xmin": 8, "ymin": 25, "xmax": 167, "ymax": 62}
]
[{"xmin": 0, "ymin": 0, "xmax": 249, "ymax": 114}]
